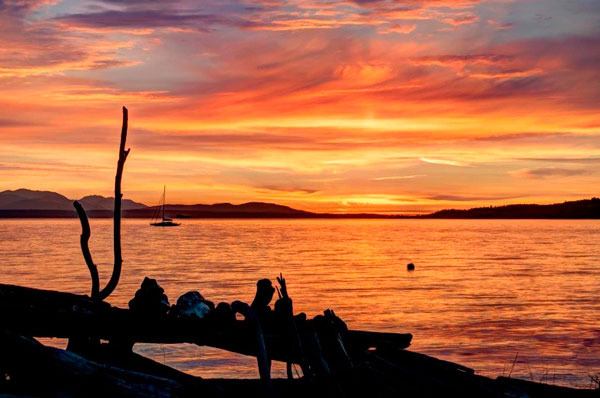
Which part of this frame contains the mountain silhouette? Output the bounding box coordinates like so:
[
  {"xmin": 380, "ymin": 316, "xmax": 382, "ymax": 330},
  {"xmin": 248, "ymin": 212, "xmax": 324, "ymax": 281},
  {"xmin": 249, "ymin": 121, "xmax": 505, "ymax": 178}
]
[
  {"xmin": 0, "ymin": 189, "xmax": 146, "ymax": 212},
  {"xmin": 78, "ymin": 194, "xmax": 146, "ymax": 211},
  {"xmin": 0, "ymin": 189, "xmax": 73, "ymax": 210},
  {"xmin": 134, "ymin": 201, "xmax": 311, "ymax": 216},
  {"xmin": 1, "ymin": 188, "xmax": 600, "ymax": 219},
  {"xmin": 0, "ymin": 189, "xmax": 311, "ymax": 218},
  {"xmin": 427, "ymin": 198, "xmax": 600, "ymax": 219}
]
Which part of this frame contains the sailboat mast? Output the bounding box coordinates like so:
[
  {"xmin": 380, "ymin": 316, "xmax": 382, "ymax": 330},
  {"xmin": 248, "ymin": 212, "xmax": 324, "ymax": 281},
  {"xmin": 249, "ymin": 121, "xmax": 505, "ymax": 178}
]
[{"xmin": 150, "ymin": 185, "xmax": 179, "ymax": 226}]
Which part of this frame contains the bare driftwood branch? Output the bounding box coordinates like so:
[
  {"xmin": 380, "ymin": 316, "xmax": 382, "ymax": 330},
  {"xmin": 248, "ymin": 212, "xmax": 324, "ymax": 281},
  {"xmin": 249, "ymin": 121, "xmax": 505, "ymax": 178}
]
[
  {"xmin": 249, "ymin": 308, "xmax": 272, "ymax": 389},
  {"xmin": 73, "ymin": 200, "xmax": 100, "ymax": 299},
  {"xmin": 71, "ymin": 107, "xmax": 129, "ymax": 302},
  {"xmin": 276, "ymin": 274, "xmax": 310, "ymax": 378},
  {"xmin": 99, "ymin": 106, "xmax": 130, "ymax": 301}
]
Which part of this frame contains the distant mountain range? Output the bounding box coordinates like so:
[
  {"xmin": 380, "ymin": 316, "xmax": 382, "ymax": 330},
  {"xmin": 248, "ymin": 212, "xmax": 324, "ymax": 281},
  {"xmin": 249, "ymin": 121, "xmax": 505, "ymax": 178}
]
[
  {"xmin": 0, "ymin": 189, "xmax": 312, "ymax": 218},
  {"xmin": 427, "ymin": 198, "xmax": 600, "ymax": 219},
  {"xmin": 0, "ymin": 189, "xmax": 146, "ymax": 211},
  {"xmin": 0, "ymin": 189, "xmax": 599, "ymax": 219}
]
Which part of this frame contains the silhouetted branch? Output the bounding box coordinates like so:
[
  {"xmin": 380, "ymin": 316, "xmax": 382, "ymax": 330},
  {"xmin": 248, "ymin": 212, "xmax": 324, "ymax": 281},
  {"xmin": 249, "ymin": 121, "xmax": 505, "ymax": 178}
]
[
  {"xmin": 73, "ymin": 200, "xmax": 99, "ymax": 299},
  {"xmin": 276, "ymin": 273, "xmax": 310, "ymax": 378},
  {"xmin": 99, "ymin": 106, "xmax": 130, "ymax": 301},
  {"xmin": 250, "ymin": 309, "xmax": 272, "ymax": 389}
]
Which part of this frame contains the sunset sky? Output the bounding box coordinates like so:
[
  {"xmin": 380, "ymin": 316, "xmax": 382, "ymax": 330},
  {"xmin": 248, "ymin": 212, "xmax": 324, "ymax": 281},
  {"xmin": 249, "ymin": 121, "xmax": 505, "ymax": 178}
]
[{"xmin": 1, "ymin": 0, "xmax": 599, "ymax": 213}]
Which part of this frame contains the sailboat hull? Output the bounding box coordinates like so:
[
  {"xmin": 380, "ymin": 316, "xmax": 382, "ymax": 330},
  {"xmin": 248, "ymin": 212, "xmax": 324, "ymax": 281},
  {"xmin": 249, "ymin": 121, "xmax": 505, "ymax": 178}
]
[{"xmin": 150, "ymin": 221, "xmax": 180, "ymax": 227}]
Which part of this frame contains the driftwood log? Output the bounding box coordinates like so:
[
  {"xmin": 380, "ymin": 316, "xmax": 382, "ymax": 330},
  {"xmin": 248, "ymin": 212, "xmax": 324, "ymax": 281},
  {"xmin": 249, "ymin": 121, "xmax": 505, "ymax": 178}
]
[
  {"xmin": 0, "ymin": 330, "xmax": 206, "ymax": 398},
  {"xmin": 1, "ymin": 325, "xmax": 595, "ymax": 398},
  {"xmin": 0, "ymin": 283, "xmax": 412, "ymax": 364},
  {"xmin": 1, "ymin": 284, "xmax": 596, "ymax": 397},
  {"xmin": 0, "ymin": 330, "xmax": 307, "ymax": 398}
]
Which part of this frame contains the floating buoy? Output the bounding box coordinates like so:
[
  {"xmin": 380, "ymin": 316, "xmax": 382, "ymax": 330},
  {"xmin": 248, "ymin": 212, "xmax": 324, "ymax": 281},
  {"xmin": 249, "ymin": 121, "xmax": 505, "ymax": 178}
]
[{"xmin": 407, "ymin": 263, "xmax": 415, "ymax": 271}]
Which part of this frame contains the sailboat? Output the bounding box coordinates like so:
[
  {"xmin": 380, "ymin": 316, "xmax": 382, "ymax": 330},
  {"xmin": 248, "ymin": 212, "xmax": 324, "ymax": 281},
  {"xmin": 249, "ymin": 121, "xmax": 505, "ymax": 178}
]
[{"xmin": 150, "ymin": 186, "xmax": 180, "ymax": 227}]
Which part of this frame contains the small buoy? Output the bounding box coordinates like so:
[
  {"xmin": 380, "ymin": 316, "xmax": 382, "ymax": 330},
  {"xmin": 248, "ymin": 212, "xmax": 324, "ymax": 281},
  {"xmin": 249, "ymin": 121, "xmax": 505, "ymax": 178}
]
[{"xmin": 407, "ymin": 263, "xmax": 415, "ymax": 271}]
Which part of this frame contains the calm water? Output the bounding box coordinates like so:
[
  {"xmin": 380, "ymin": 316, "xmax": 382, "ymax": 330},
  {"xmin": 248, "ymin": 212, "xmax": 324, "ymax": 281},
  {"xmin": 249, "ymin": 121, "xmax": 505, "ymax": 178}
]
[{"xmin": 1, "ymin": 219, "xmax": 599, "ymax": 387}]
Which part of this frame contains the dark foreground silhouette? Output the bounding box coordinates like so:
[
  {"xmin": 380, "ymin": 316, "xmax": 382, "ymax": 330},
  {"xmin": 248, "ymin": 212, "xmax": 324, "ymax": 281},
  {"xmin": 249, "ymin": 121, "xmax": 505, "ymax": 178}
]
[{"xmin": 3, "ymin": 277, "xmax": 595, "ymax": 398}]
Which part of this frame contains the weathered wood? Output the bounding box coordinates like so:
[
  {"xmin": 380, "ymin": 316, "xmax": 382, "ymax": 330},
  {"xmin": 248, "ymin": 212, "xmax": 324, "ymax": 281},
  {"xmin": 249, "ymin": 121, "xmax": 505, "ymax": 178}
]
[
  {"xmin": 73, "ymin": 200, "xmax": 100, "ymax": 299},
  {"xmin": 0, "ymin": 332, "xmax": 315, "ymax": 398},
  {"xmin": 0, "ymin": 283, "xmax": 411, "ymax": 364},
  {"xmin": 100, "ymin": 106, "xmax": 130, "ymax": 301},
  {"xmin": 1, "ymin": 284, "xmax": 596, "ymax": 397},
  {"xmin": 248, "ymin": 307, "xmax": 274, "ymax": 395},
  {"xmin": 0, "ymin": 330, "xmax": 201, "ymax": 398},
  {"xmin": 347, "ymin": 330, "xmax": 414, "ymax": 354},
  {"xmin": 73, "ymin": 343, "xmax": 208, "ymax": 387},
  {"xmin": 5, "ymin": 330, "xmax": 593, "ymax": 398},
  {"xmin": 71, "ymin": 106, "xmax": 129, "ymax": 302},
  {"xmin": 276, "ymin": 274, "xmax": 311, "ymax": 378}
]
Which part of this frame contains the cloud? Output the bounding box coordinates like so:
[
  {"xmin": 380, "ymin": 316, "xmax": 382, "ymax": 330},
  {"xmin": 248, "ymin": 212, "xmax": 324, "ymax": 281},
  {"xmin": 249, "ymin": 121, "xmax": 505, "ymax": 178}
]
[
  {"xmin": 378, "ymin": 23, "xmax": 417, "ymax": 34},
  {"xmin": 50, "ymin": 0, "xmax": 485, "ymax": 33},
  {"xmin": 257, "ymin": 185, "xmax": 319, "ymax": 194},
  {"xmin": 404, "ymin": 33, "xmax": 600, "ymax": 104},
  {"xmin": 0, "ymin": 118, "xmax": 39, "ymax": 127},
  {"xmin": 0, "ymin": 3, "xmax": 136, "ymax": 78},
  {"xmin": 486, "ymin": 19, "xmax": 513, "ymax": 31},
  {"xmin": 0, "ymin": 0, "xmax": 56, "ymax": 13},
  {"xmin": 54, "ymin": 10, "xmax": 256, "ymax": 31},
  {"xmin": 420, "ymin": 157, "xmax": 470, "ymax": 167},
  {"xmin": 513, "ymin": 167, "xmax": 590, "ymax": 179},
  {"xmin": 473, "ymin": 132, "xmax": 569, "ymax": 142},
  {"xmin": 426, "ymin": 194, "xmax": 522, "ymax": 202},
  {"xmin": 442, "ymin": 13, "xmax": 479, "ymax": 26},
  {"xmin": 413, "ymin": 54, "xmax": 513, "ymax": 67},
  {"xmin": 0, "ymin": 163, "xmax": 26, "ymax": 171},
  {"xmin": 373, "ymin": 174, "xmax": 425, "ymax": 181},
  {"xmin": 132, "ymin": 130, "xmax": 311, "ymax": 149},
  {"xmin": 130, "ymin": 129, "xmax": 418, "ymax": 153},
  {"xmin": 517, "ymin": 157, "xmax": 600, "ymax": 164}
]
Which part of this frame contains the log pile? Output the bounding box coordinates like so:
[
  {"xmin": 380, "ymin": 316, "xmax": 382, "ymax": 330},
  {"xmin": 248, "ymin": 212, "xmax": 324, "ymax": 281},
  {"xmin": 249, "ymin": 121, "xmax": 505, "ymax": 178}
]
[{"xmin": 1, "ymin": 108, "xmax": 597, "ymax": 397}]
